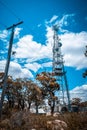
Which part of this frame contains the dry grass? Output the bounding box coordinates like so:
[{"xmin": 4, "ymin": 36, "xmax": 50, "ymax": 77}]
[{"xmin": 0, "ymin": 109, "xmax": 87, "ymax": 130}]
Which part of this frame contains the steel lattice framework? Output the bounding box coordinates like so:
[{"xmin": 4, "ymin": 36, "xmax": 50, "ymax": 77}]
[{"xmin": 52, "ymin": 25, "xmax": 71, "ymax": 110}]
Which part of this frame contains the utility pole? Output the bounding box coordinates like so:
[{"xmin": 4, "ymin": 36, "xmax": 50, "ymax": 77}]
[{"xmin": 0, "ymin": 21, "xmax": 23, "ymax": 118}]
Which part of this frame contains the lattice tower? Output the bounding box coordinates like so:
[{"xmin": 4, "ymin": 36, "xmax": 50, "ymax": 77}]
[{"xmin": 52, "ymin": 25, "xmax": 70, "ymax": 110}]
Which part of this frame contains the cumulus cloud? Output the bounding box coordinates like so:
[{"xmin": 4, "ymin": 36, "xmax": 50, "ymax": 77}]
[
  {"xmin": 0, "ymin": 27, "xmax": 22, "ymax": 43},
  {"xmin": 25, "ymin": 62, "xmax": 41, "ymax": 72},
  {"xmin": 59, "ymin": 85, "xmax": 87, "ymax": 103},
  {"xmin": 1, "ymin": 14, "xmax": 87, "ymax": 79},
  {"xmin": 0, "ymin": 60, "xmax": 6, "ymax": 71},
  {"xmin": 60, "ymin": 31, "xmax": 87, "ymax": 69},
  {"xmin": 42, "ymin": 62, "xmax": 52, "ymax": 68},
  {"xmin": 45, "ymin": 26, "xmax": 54, "ymax": 45},
  {"xmin": 14, "ymin": 35, "xmax": 52, "ymax": 61},
  {"xmin": 13, "ymin": 24, "xmax": 87, "ymax": 71},
  {"xmin": 14, "ymin": 27, "xmax": 22, "ymax": 38},
  {"xmin": 45, "ymin": 21, "xmax": 87, "ymax": 70},
  {"xmin": 70, "ymin": 84, "xmax": 87, "ymax": 101},
  {"xmin": 0, "ymin": 60, "xmax": 33, "ymax": 79},
  {"xmin": 0, "ymin": 30, "xmax": 9, "ymax": 42}
]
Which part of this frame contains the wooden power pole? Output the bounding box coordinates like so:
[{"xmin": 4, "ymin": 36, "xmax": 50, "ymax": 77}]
[{"xmin": 0, "ymin": 21, "xmax": 23, "ymax": 118}]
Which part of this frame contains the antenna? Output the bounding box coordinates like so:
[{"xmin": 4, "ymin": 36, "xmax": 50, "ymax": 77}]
[{"xmin": 52, "ymin": 25, "xmax": 71, "ymax": 111}]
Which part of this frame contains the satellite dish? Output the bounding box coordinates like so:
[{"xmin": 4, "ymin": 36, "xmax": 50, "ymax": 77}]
[{"xmin": 58, "ymin": 42, "xmax": 62, "ymax": 47}]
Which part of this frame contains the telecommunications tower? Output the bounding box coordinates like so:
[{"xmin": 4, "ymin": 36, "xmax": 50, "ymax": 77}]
[{"xmin": 52, "ymin": 25, "xmax": 71, "ymax": 110}]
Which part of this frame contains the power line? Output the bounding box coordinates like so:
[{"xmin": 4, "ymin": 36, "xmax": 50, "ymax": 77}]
[
  {"xmin": 0, "ymin": 0, "xmax": 36, "ymax": 36},
  {"xmin": 0, "ymin": 0, "xmax": 35, "ymax": 34},
  {"xmin": 0, "ymin": 0, "xmax": 20, "ymax": 21}
]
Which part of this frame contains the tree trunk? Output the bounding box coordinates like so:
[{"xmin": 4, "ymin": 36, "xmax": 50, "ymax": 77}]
[
  {"xmin": 49, "ymin": 92, "xmax": 55, "ymax": 115},
  {"xmin": 51, "ymin": 99, "xmax": 55, "ymax": 115},
  {"xmin": 28, "ymin": 100, "xmax": 31, "ymax": 110},
  {"xmin": 35, "ymin": 102, "xmax": 39, "ymax": 114}
]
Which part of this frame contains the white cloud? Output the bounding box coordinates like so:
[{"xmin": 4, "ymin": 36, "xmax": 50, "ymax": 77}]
[
  {"xmin": 1, "ymin": 14, "xmax": 87, "ymax": 79},
  {"xmin": 49, "ymin": 15, "xmax": 58, "ymax": 23},
  {"xmin": 45, "ymin": 26, "xmax": 54, "ymax": 45},
  {"xmin": 70, "ymin": 84, "xmax": 87, "ymax": 101},
  {"xmin": 58, "ymin": 84, "xmax": 87, "ymax": 103},
  {"xmin": 46, "ymin": 14, "xmax": 75, "ymax": 34},
  {"xmin": 0, "ymin": 27, "xmax": 22, "ymax": 42},
  {"xmin": 14, "ymin": 35, "xmax": 52, "ymax": 61},
  {"xmin": 0, "ymin": 60, "xmax": 33, "ymax": 79},
  {"xmin": 0, "ymin": 30, "xmax": 8, "ymax": 39},
  {"xmin": 45, "ymin": 22, "xmax": 87, "ymax": 69},
  {"xmin": 13, "ymin": 24, "xmax": 87, "ymax": 70},
  {"xmin": 46, "ymin": 14, "xmax": 75, "ymax": 30},
  {"xmin": 14, "ymin": 27, "xmax": 22, "ymax": 38},
  {"xmin": 24, "ymin": 61, "xmax": 52, "ymax": 73},
  {"xmin": 58, "ymin": 14, "xmax": 75, "ymax": 27},
  {"xmin": 0, "ymin": 30, "xmax": 9, "ymax": 42},
  {"xmin": 25, "ymin": 62, "xmax": 41, "ymax": 72},
  {"xmin": 60, "ymin": 31, "xmax": 87, "ymax": 69},
  {"xmin": 42, "ymin": 62, "xmax": 52, "ymax": 68},
  {"xmin": 0, "ymin": 60, "xmax": 6, "ymax": 71}
]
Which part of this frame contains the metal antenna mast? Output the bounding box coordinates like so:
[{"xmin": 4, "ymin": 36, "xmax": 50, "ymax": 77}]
[
  {"xmin": 0, "ymin": 21, "xmax": 23, "ymax": 118},
  {"xmin": 52, "ymin": 25, "xmax": 71, "ymax": 111}
]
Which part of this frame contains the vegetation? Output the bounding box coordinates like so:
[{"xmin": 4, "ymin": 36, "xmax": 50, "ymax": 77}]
[
  {"xmin": 0, "ymin": 73, "xmax": 45, "ymax": 114},
  {"xmin": 36, "ymin": 71, "xmax": 59, "ymax": 115},
  {"xmin": 0, "ymin": 72, "xmax": 87, "ymax": 130},
  {"xmin": 0, "ymin": 109, "xmax": 87, "ymax": 130},
  {"xmin": 0, "ymin": 71, "xmax": 60, "ymax": 115}
]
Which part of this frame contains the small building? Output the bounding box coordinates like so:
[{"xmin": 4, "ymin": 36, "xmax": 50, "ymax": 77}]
[{"xmin": 71, "ymin": 105, "xmax": 79, "ymax": 112}]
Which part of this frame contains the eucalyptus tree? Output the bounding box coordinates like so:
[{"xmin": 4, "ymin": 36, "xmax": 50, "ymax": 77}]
[
  {"xmin": 25, "ymin": 80, "xmax": 43, "ymax": 114},
  {"xmin": 0, "ymin": 72, "xmax": 14, "ymax": 108},
  {"xmin": 71, "ymin": 98, "xmax": 81, "ymax": 106},
  {"xmin": 12, "ymin": 78, "xmax": 26, "ymax": 110},
  {"xmin": 36, "ymin": 71, "xmax": 60, "ymax": 114}
]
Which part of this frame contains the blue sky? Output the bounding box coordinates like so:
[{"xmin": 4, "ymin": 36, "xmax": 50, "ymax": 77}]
[{"xmin": 0, "ymin": 0, "xmax": 87, "ymax": 101}]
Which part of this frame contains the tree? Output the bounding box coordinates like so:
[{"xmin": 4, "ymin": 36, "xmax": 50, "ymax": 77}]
[
  {"xmin": 25, "ymin": 80, "xmax": 43, "ymax": 114},
  {"xmin": 12, "ymin": 78, "xmax": 25, "ymax": 110},
  {"xmin": 5, "ymin": 76, "xmax": 15, "ymax": 108},
  {"xmin": 71, "ymin": 98, "xmax": 81, "ymax": 106},
  {"xmin": 80, "ymin": 101, "xmax": 87, "ymax": 107},
  {"xmin": 0, "ymin": 73, "xmax": 15, "ymax": 109},
  {"xmin": 36, "ymin": 71, "xmax": 60, "ymax": 115}
]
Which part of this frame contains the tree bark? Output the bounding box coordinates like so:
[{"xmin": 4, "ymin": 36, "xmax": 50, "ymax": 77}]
[
  {"xmin": 51, "ymin": 99, "xmax": 55, "ymax": 115},
  {"xmin": 35, "ymin": 102, "xmax": 39, "ymax": 114}
]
